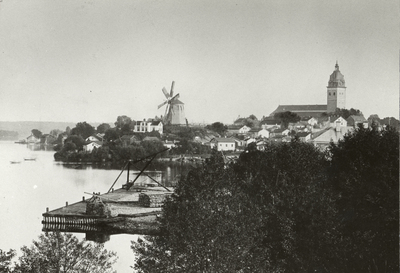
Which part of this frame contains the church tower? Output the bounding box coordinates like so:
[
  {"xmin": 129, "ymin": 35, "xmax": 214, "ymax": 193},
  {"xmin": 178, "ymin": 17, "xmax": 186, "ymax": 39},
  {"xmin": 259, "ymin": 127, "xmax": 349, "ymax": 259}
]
[{"xmin": 327, "ymin": 62, "xmax": 346, "ymax": 113}]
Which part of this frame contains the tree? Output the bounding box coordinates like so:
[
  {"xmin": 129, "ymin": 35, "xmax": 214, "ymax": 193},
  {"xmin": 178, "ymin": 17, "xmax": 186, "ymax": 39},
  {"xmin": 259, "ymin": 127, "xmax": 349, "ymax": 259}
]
[
  {"xmin": 274, "ymin": 111, "xmax": 301, "ymax": 128},
  {"xmin": 13, "ymin": 232, "xmax": 117, "ymax": 273},
  {"xmin": 31, "ymin": 129, "xmax": 42, "ymax": 138},
  {"xmin": 205, "ymin": 122, "xmax": 227, "ymax": 136},
  {"xmin": 323, "ymin": 108, "xmax": 363, "ymax": 119},
  {"xmin": 328, "ymin": 125, "xmax": 399, "ymax": 272},
  {"xmin": 367, "ymin": 114, "xmax": 381, "ymax": 127},
  {"xmin": 97, "ymin": 123, "xmax": 111, "ymax": 134},
  {"xmin": 49, "ymin": 129, "xmax": 63, "ymax": 138},
  {"xmin": 132, "ymin": 142, "xmax": 341, "ymax": 272},
  {"xmin": 104, "ymin": 128, "xmax": 120, "ymax": 142},
  {"xmin": 114, "ymin": 116, "xmax": 136, "ymax": 135},
  {"xmin": 64, "ymin": 135, "xmax": 86, "ymax": 151},
  {"xmin": 0, "ymin": 249, "xmax": 15, "ymax": 273},
  {"xmin": 71, "ymin": 122, "xmax": 95, "ymax": 139}
]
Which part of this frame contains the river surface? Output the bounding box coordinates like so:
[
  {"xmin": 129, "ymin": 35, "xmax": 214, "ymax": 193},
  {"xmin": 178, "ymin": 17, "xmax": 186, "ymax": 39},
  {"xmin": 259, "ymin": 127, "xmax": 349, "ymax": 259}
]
[{"xmin": 0, "ymin": 141, "xmax": 192, "ymax": 272}]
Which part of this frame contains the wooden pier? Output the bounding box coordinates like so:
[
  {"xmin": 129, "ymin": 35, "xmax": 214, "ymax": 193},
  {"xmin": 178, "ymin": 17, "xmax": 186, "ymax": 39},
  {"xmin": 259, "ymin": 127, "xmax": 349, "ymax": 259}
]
[{"xmin": 42, "ymin": 186, "xmax": 173, "ymax": 242}]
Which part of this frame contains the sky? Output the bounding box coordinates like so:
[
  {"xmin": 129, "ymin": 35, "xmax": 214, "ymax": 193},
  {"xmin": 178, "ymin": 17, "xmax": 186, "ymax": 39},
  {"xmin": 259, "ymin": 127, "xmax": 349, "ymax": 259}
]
[{"xmin": 0, "ymin": 0, "xmax": 398, "ymax": 125}]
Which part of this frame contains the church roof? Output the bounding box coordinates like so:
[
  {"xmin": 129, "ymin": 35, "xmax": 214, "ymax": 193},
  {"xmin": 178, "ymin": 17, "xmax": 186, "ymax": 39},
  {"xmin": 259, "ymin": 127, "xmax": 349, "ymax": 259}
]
[
  {"xmin": 328, "ymin": 62, "xmax": 346, "ymax": 88},
  {"xmin": 270, "ymin": 104, "xmax": 327, "ymax": 117}
]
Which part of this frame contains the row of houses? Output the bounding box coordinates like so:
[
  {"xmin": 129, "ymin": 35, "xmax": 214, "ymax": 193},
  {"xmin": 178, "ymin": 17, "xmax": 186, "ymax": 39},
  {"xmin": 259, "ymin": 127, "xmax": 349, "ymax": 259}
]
[{"xmin": 207, "ymin": 115, "xmax": 369, "ymax": 152}]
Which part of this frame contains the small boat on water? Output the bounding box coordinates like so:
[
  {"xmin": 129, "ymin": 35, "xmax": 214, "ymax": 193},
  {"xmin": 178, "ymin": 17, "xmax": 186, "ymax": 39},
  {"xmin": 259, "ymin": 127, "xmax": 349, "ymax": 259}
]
[
  {"xmin": 10, "ymin": 161, "xmax": 21, "ymax": 164},
  {"xmin": 24, "ymin": 158, "xmax": 36, "ymax": 161}
]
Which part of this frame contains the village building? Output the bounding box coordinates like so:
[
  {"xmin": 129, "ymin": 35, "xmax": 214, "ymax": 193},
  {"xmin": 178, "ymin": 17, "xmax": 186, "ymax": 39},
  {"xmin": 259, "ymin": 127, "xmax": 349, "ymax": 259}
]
[
  {"xmin": 297, "ymin": 132, "xmax": 311, "ymax": 142},
  {"xmin": 27, "ymin": 134, "xmax": 41, "ymax": 144},
  {"xmin": 133, "ymin": 120, "xmax": 163, "ymax": 135},
  {"xmin": 238, "ymin": 125, "xmax": 251, "ymax": 135},
  {"xmin": 84, "ymin": 141, "xmax": 102, "ymax": 153},
  {"xmin": 257, "ymin": 128, "xmax": 270, "ymax": 139},
  {"xmin": 164, "ymin": 140, "xmax": 177, "ymax": 149},
  {"xmin": 119, "ymin": 135, "xmax": 138, "ymax": 146},
  {"xmin": 261, "ymin": 120, "xmax": 280, "ymax": 129},
  {"xmin": 346, "ymin": 115, "xmax": 368, "ymax": 128},
  {"xmin": 86, "ymin": 135, "xmax": 102, "ymax": 142},
  {"xmin": 142, "ymin": 136, "xmax": 161, "ymax": 142},
  {"xmin": 210, "ymin": 137, "xmax": 236, "ymax": 151}
]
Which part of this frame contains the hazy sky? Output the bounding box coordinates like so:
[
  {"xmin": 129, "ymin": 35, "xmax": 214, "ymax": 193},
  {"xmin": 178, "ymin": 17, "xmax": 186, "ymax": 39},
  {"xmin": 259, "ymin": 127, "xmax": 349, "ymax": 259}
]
[{"xmin": 0, "ymin": 0, "xmax": 398, "ymax": 124}]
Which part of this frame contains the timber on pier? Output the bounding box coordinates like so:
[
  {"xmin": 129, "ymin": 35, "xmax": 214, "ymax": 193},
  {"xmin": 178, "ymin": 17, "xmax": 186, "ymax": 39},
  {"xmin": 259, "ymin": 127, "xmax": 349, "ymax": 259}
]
[
  {"xmin": 42, "ymin": 187, "xmax": 173, "ymax": 241},
  {"xmin": 42, "ymin": 148, "xmax": 174, "ymax": 242}
]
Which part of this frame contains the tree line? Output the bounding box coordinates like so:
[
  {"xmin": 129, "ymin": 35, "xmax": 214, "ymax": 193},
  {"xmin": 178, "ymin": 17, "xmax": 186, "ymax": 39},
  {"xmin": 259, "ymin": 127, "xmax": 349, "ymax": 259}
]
[{"xmin": 132, "ymin": 125, "xmax": 399, "ymax": 272}]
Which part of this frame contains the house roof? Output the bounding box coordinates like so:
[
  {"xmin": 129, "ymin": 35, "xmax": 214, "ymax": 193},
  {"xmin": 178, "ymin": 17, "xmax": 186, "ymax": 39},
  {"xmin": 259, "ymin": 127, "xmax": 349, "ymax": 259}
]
[
  {"xmin": 151, "ymin": 121, "xmax": 162, "ymax": 126},
  {"xmin": 212, "ymin": 137, "xmax": 235, "ymax": 143},
  {"xmin": 347, "ymin": 115, "xmax": 367, "ymax": 123},
  {"xmin": 143, "ymin": 136, "xmax": 160, "ymax": 142},
  {"xmin": 86, "ymin": 141, "xmax": 103, "ymax": 146},
  {"xmin": 297, "ymin": 132, "xmax": 310, "ymax": 137},
  {"xmin": 312, "ymin": 127, "xmax": 351, "ymax": 143},
  {"xmin": 261, "ymin": 120, "xmax": 280, "ymax": 125},
  {"xmin": 270, "ymin": 105, "xmax": 327, "ymax": 117}
]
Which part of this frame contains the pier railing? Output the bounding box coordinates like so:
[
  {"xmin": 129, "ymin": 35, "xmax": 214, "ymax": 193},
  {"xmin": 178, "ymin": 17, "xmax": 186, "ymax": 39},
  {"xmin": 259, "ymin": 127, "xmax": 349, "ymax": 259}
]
[{"xmin": 42, "ymin": 214, "xmax": 106, "ymax": 233}]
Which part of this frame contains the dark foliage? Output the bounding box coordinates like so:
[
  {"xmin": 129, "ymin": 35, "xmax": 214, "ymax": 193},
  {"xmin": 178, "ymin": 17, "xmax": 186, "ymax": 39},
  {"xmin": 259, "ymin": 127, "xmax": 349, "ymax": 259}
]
[
  {"xmin": 205, "ymin": 122, "xmax": 228, "ymax": 136},
  {"xmin": 328, "ymin": 125, "xmax": 399, "ymax": 272},
  {"xmin": 31, "ymin": 129, "xmax": 43, "ymax": 138},
  {"xmin": 274, "ymin": 111, "xmax": 301, "ymax": 128},
  {"xmin": 132, "ymin": 142, "xmax": 341, "ymax": 272},
  {"xmin": 70, "ymin": 122, "xmax": 95, "ymax": 139}
]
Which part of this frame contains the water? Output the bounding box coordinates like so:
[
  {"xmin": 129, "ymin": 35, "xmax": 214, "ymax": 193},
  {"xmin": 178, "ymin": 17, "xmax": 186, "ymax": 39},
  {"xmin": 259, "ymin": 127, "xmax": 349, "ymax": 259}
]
[{"xmin": 0, "ymin": 141, "xmax": 192, "ymax": 272}]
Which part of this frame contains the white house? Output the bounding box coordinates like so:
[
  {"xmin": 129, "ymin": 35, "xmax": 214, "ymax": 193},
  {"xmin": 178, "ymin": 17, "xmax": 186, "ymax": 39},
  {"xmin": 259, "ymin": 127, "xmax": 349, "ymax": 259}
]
[
  {"xmin": 210, "ymin": 138, "xmax": 236, "ymax": 151},
  {"xmin": 27, "ymin": 134, "xmax": 40, "ymax": 144},
  {"xmin": 297, "ymin": 132, "xmax": 311, "ymax": 142},
  {"xmin": 84, "ymin": 141, "xmax": 102, "ymax": 153},
  {"xmin": 245, "ymin": 137, "xmax": 256, "ymax": 146},
  {"xmin": 330, "ymin": 116, "xmax": 347, "ymax": 128},
  {"xmin": 147, "ymin": 121, "xmax": 163, "ymax": 135},
  {"xmin": 238, "ymin": 125, "xmax": 251, "ymax": 134},
  {"xmin": 164, "ymin": 140, "xmax": 177, "ymax": 149},
  {"xmin": 86, "ymin": 135, "xmax": 102, "ymax": 142},
  {"xmin": 257, "ymin": 128, "xmax": 270, "ymax": 138},
  {"xmin": 134, "ymin": 120, "xmax": 147, "ymax": 133},
  {"xmin": 133, "ymin": 120, "xmax": 163, "ymax": 135},
  {"xmin": 346, "ymin": 115, "xmax": 368, "ymax": 129}
]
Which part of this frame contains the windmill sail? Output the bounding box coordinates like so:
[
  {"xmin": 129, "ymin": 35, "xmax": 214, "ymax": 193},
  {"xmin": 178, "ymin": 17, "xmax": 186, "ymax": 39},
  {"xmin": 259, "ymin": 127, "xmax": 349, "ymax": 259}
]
[{"xmin": 158, "ymin": 81, "xmax": 185, "ymax": 125}]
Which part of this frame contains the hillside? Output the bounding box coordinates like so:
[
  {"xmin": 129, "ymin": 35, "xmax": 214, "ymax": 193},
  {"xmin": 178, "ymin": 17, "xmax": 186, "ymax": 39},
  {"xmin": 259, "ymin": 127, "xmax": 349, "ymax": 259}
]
[{"xmin": 0, "ymin": 121, "xmax": 104, "ymax": 140}]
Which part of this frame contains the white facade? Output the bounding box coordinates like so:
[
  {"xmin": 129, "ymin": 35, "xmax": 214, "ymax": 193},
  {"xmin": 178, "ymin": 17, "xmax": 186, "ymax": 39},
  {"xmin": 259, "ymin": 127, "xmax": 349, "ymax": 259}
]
[
  {"xmin": 239, "ymin": 125, "xmax": 251, "ymax": 134},
  {"xmin": 257, "ymin": 129, "xmax": 270, "ymax": 138},
  {"xmin": 133, "ymin": 120, "xmax": 163, "ymax": 135},
  {"xmin": 84, "ymin": 142, "xmax": 102, "ymax": 153},
  {"xmin": 210, "ymin": 138, "xmax": 236, "ymax": 151}
]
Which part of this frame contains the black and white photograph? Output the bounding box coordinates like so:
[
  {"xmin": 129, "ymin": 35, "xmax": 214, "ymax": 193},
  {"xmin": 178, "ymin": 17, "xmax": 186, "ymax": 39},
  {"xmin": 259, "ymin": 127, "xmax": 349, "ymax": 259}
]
[{"xmin": 0, "ymin": 1, "xmax": 398, "ymax": 272}]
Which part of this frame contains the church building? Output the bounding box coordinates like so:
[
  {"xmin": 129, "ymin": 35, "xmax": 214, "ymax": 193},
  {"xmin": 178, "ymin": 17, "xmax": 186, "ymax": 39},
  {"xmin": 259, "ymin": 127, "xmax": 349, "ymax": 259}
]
[{"xmin": 270, "ymin": 62, "xmax": 347, "ymax": 118}]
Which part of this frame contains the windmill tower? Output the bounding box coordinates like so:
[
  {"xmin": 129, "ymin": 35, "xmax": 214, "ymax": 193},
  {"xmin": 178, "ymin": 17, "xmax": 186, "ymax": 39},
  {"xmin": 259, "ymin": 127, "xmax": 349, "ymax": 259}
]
[{"xmin": 158, "ymin": 81, "xmax": 186, "ymax": 125}]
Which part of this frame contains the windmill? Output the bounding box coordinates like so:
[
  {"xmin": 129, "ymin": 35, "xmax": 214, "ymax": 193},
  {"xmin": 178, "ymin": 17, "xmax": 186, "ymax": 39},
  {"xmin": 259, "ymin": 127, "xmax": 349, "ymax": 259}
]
[{"xmin": 158, "ymin": 81, "xmax": 185, "ymax": 125}]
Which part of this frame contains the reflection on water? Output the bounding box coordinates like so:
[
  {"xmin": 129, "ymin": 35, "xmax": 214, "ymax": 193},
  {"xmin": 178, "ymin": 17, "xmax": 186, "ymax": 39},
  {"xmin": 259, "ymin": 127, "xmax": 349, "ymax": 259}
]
[{"xmin": 0, "ymin": 141, "xmax": 198, "ymax": 272}]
